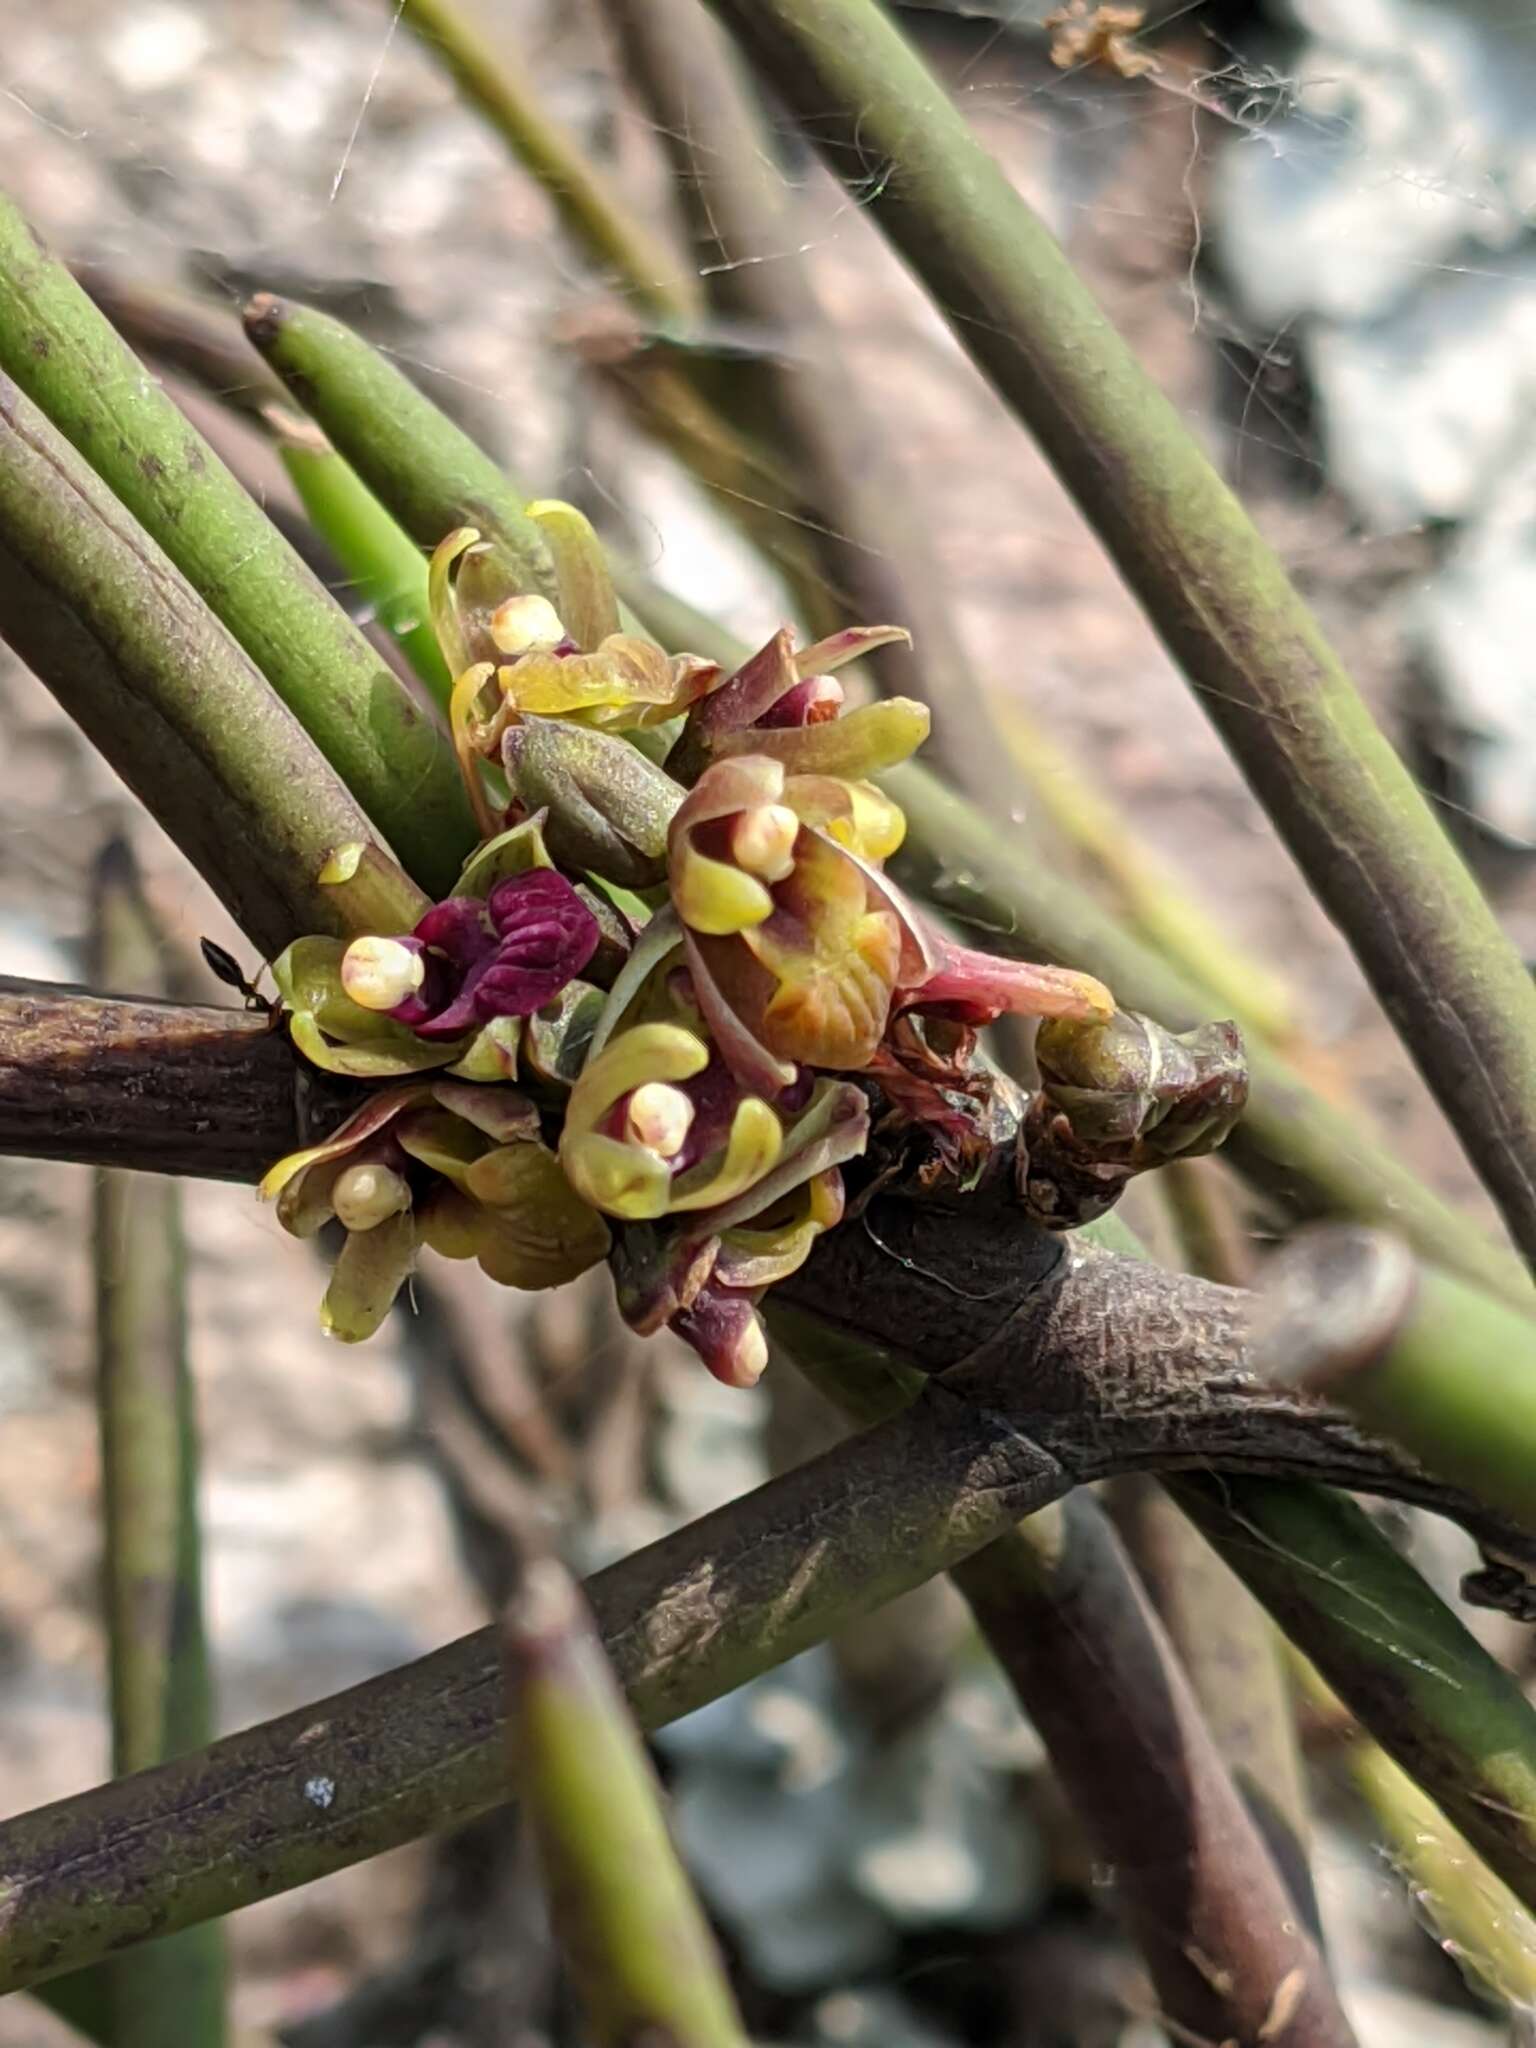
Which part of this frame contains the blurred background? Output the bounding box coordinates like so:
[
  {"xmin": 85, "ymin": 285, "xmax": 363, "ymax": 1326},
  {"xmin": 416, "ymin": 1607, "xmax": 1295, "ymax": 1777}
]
[{"xmin": 3, "ymin": 0, "xmax": 1536, "ymax": 2041}]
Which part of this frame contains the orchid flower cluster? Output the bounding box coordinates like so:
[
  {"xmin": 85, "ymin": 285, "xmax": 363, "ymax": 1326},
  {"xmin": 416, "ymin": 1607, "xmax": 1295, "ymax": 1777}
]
[{"xmin": 260, "ymin": 502, "xmax": 1139, "ymax": 1386}]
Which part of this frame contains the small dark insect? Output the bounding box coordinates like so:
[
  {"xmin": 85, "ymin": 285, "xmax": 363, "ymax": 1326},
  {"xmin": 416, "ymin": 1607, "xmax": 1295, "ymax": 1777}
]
[{"xmin": 200, "ymin": 936, "xmax": 273, "ymax": 1014}]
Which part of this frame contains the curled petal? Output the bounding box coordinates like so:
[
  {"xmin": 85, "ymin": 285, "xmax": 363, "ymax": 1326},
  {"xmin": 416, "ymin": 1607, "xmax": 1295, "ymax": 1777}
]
[
  {"xmin": 712, "ymin": 698, "xmax": 930, "ymax": 779},
  {"xmin": 289, "ymin": 1010, "xmax": 466, "ymax": 1078},
  {"xmin": 665, "ymin": 1096, "xmax": 783, "ymax": 1212},
  {"xmin": 792, "ymin": 624, "xmax": 911, "ymax": 678},
  {"xmin": 561, "ymin": 1023, "xmax": 710, "ymax": 1217},
  {"xmin": 785, "ymin": 775, "xmax": 906, "ymax": 863},
  {"xmin": 258, "ymin": 1084, "xmax": 430, "ymax": 1212},
  {"xmin": 321, "ymin": 1210, "xmax": 418, "ymax": 1344},
  {"xmin": 714, "ymin": 1169, "xmax": 845, "ymax": 1290},
  {"xmin": 564, "ymin": 1021, "xmax": 711, "ymax": 1143},
  {"xmin": 526, "ymin": 499, "xmax": 621, "ymax": 649},
  {"xmin": 699, "ymin": 1080, "xmax": 869, "ymax": 1236},
  {"xmin": 669, "ymin": 754, "xmax": 786, "ymax": 937},
  {"xmin": 560, "ymin": 1131, "xmax": 675, "ymax": 1220},
  {"xmin": 428, "ymin": 526, "xmax": 485, "ymax": 674}
]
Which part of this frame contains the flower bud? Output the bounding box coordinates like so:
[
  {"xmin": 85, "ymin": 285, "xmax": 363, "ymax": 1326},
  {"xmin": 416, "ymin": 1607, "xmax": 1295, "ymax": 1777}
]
[
  {"xmin": 341, "ymin": 935, "xmax": 426, "ymax": 1013},
  {"xmin": 671, "ymin": 1284, "xmax": 769, "ymax": 1388},
  {"xmin": 731, "ymin": 803, "xmax": 800, "ymax": 883},
  {"xmin": 332, "ymin": 1161, "xmax": 412, "ymax": 1232},
  {"xmin": 625, "ymin": 1081, "xmax": 696, "ymax": 1159},
  {"xmin": 504, "ymin": 719, "xmax": 682, "ymax": 888},
  {"xmin": 490, "ymin": 593, "xmax": 567, "ymax": 655}
]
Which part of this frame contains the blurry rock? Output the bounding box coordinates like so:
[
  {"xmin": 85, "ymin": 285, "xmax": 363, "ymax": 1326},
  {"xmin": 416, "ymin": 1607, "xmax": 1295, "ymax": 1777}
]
[
  {"xmin": 660, "ymin": 1647, "xmax": 1045, "ymax": 1993},
  {"xmin": 1408, "ymin": 466, "xmax": 1536, "ymax": 846},
  {"xmin": 1213, "ymin": 0, "xmax": 1536, "ymax": 330},
  {"xmin": 1311, "ymin": 262, "xmax": 1536, "ymax": 529},
  {"xmin": 797, "ymin": 1985, "xmax": 964, "ymax": 2047}
]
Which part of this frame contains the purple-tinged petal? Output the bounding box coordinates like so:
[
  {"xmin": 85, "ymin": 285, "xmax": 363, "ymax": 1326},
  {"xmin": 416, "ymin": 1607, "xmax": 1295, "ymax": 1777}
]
[
  {"xmin": 414, "ymin": 954, "xmax": 498, "ymax": 1039},
  {"xmin": 689, "ymin": 626, "xmax": 798, "ymax": 741},
  {"xmin": 670, "ymin": 1283, "xmax": 769, "ymax": 1388},
  {"xmin": 791, "ymin": 624, "xmax": 910, "ymax": 677},
  {"xmin": 756, "ymin": 675, "xmax": 844, "ymax": 729},
  {"xmin": 414, "ymin": 896, "xmax": 495, "ymax": 969},
  {"xmin": 901, "ymin": 937, "xmax": 1113, "ymax": 1027}
]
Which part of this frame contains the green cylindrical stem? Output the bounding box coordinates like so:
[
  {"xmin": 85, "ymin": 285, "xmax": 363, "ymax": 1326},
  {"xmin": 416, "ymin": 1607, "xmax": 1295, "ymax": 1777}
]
[
  {"xmin": 1172, "ymin": 1475, "xmax": 1536, "ymax": 1911},
  {"xmin": 506, "ymin": 1558, "xmax": 748, "ymax": 2047},
  {"xmin": 1256, "ymin": 1226, "xmax": 1536, "ymax": 1534},
  {"xmin": 244, "ymin": 293, "xmax": 552, "ymax": 593},
  {"xmin": 80, "ymin": 268, "xmax": 291, "ymax": 423},
  {"xmin": 90, "ymin": 842, "xmax": 225, "ymax": 2048},
  {"xmin": 0, "ymin": 187, "xmax": 472, "ymax": 893},
  {"xmin": 398, "ymin": 0, "xmax": 695, "ymax": 324},
  {"xmin": 0, "ymin": 376, "xmax": 426, "ymax": 956},
  {"xmin": 1320, "ymin": 1678, "xmax": 1536, "ymax": 2013},
  {"xmin": 700, "ymin": 0, "xmax": 1536, "ymax": 1276},
  {"xmin": 277, "ymin": 433, "xmax": 451, "ymax": 708}
]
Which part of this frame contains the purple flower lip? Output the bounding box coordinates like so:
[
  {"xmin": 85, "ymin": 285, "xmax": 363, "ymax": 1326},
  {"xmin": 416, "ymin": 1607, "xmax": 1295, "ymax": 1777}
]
[{"xmin": 377, "ymin": 872, "xmax": 601, "ymax": 1041}]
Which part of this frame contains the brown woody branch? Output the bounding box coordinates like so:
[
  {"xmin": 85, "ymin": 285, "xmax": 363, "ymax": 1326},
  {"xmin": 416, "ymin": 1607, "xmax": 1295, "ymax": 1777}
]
[{"xmin": 0, "ymin": 985, "xmax": 1533, "ymax": 1989}]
